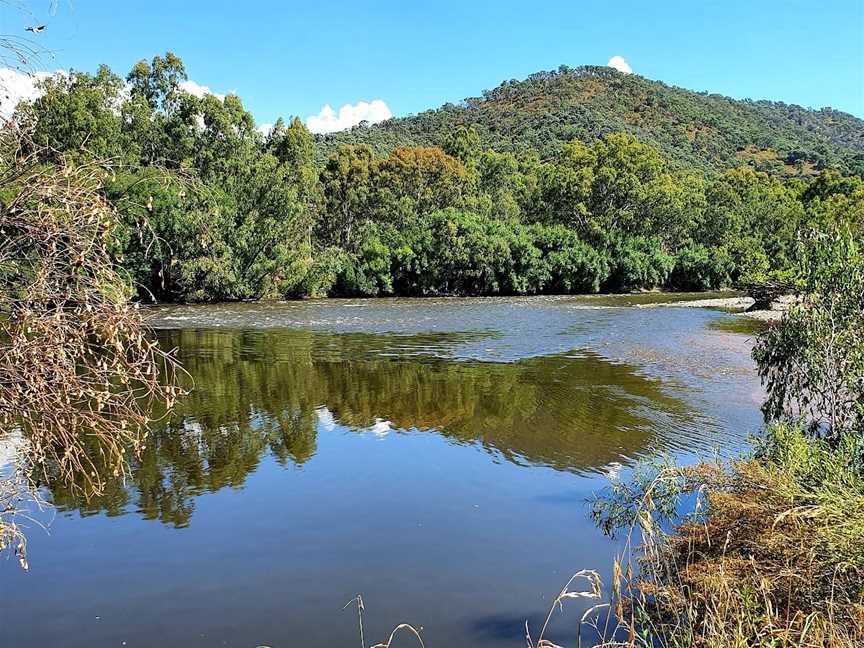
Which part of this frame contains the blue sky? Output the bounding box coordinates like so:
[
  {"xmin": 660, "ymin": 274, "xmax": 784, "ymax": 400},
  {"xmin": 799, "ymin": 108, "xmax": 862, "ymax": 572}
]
[{"xmin": 3, "ymin": 0, "xmax": 863, "ymax": 129}]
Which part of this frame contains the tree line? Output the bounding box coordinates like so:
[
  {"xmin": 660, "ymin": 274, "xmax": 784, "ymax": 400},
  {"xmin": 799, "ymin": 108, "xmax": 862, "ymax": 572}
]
[{"xmin": 21, "ymin": 53, "xmax": 864, "ymax": 302}]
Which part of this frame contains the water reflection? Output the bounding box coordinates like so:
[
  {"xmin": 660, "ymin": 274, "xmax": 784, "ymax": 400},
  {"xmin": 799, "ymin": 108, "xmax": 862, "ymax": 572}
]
[{"xmin": 51, "ymin": 328, "xmax": 715, "ymax": 527}]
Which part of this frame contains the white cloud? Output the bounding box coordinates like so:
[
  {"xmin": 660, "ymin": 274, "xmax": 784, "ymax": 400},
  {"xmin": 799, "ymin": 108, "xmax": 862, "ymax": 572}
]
[
  {"xmin": 179, "ymin": 79, "xmax": 225, "ymax": 101},
  {"xmin": 607, "ymin": 55, "xmax": 632, "ymax": 74},
  {"xmin": 305, "ymin": 99, "xmax": 392, "ymax": 134},
  {"xmin": 257, "ymin": 122, "xmax": 274, "ymax": 137},
  {"xmin": 0, "ymin": 68, "xmax": 65, "ymax": 119}
]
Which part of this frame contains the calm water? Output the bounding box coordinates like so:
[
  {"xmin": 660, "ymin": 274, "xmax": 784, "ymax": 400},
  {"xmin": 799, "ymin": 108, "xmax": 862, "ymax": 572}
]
[{"xmin": 1, "ymin": 295, "xmax": 764, "ymax": 647}]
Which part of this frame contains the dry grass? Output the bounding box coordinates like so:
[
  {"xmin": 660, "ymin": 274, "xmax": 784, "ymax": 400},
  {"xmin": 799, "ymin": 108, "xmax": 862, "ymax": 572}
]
[
  {"xmin": 343, "ymin": 595, "xmax": 426, "ymax": 648},
  {"xmin": 524, "ymin": 569, "xmax": 611, "ymax": 648},
  {"xmin": 589, "ymin": 435, "xmax": 864, "ymax": 648}
]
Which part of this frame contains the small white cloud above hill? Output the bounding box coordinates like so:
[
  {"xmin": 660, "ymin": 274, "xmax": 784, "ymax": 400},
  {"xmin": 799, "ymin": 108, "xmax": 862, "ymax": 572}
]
[{"xmin": 607, "ymin": 55, "xmax": 632, "ymax": 74}]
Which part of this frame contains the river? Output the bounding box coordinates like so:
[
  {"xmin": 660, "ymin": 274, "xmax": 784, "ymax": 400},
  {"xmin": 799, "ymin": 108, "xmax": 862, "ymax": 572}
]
[{"xmin": 1, "ymin": 294, "xmax": 765, "ymax": 647}]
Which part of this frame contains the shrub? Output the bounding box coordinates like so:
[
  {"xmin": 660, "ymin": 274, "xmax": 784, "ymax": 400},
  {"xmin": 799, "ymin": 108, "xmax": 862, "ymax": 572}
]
[
  {"xmin": 533, "ymin": 224, "xmax": 610, "ymax": 293},
  {"xmin": 336, "ymin": 233, "xmax": 394, "ymax": 296},
  {"xmin": 0, "ymin": 146, "xmax": 184, "ymax": 567},
  {"xmin": 753, "ymin": 228, "xmax": 864, "ymax": 441},
  {"xmin": 604, "ymin": 235, "xmax": 675, "ymax": 291},
  {"xmin": 590, "ymin": 424, "xmax": 864, "ymax": 647},
  {"xmin": 669, "ymin": 243, "xmax": 734, "ymax": 290}
]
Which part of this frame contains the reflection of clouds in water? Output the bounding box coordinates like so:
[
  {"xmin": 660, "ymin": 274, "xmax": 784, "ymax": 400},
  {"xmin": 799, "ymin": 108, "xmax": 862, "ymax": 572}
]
[
  {"xmin": 602, "ymin": 461, "xmax": 623, "ymax": 481},
  {"xmin": 180, "ymin": 419, "xmax": 208, "ymax": 454},
  {"xmin": 315, "ymin": 407, "xmax": 392, "ymax": 437},
  {"xmin": 0, "ymin": 430, "xmax": 26, "ymax": 472},
  {"xmin": 367, "ymin": 418, "xmax": 393, "ymax": 437},
  {"xmin": 315, "ymin": 407, "xmax": 336, "ymax": 432}
]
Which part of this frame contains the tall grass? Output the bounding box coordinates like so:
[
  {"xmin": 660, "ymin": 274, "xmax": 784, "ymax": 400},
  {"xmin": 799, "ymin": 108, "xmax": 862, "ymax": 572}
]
[{"xmin": 587, "ymin": 423, "xmax": 864, "ymax": 647}]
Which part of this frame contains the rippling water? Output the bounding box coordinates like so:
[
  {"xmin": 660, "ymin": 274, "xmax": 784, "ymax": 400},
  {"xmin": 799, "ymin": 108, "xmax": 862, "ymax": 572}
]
[{"xmin": 2, "ymin": 294, "xmax": 764, "ymax": 647}]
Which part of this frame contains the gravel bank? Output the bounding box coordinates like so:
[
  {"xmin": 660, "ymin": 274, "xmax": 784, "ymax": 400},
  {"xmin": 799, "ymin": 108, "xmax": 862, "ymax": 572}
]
[{"xmin": 639, "ymin": 295, "xmax": 790, "ymax": 322}]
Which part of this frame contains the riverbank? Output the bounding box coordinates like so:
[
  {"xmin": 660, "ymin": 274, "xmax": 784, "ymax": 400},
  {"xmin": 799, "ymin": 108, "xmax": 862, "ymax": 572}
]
[
  {"xmin": 587, "ymin": 232, "xmax": 864, "ymax": 647},
  {"xmin": 640, "ymin": 294, "xmax": 795, "ymax": 321},
  {"xmin": 587, "ymin": 423, "xmax": 864, "ymax": 647}
]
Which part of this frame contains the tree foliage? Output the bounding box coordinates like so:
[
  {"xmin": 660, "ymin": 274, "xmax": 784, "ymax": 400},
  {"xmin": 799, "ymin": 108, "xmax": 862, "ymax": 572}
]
[
  {"xmin": 320, "ymin": 65, "xmax": 864, "ymax": 176},
  {"xmin": 15, "ymin": 53, "xmax": 864, "ymax": 301},
  {"xmin": 754, "ymin": 229, "xmax": 864, "ymax": 442}
]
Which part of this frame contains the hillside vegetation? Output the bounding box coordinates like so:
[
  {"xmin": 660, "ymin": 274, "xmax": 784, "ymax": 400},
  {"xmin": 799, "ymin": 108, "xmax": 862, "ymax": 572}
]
[{"xmin": 320, "ymin": 65, "xmax": 864, "ymax": 176}]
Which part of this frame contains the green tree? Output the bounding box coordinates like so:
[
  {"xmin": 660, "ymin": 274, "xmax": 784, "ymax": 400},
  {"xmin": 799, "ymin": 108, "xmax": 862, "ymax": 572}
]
[
  {"xmin": 476, "ymin": 149, "xmax": 541, "ymax": 221},
  {"xmin": 29, "ymin": 66, "xmax": 125, "ymax": 159},
  {"xmin": 319, "ymin": 145, "xmax": 374, "ymax": 250},
  {"xmin": 371, "ymin": 146, "xmax": 470, "ymax": 225},
  {"xmin": 442, "ymin": 124, "xmax": 481, "ymax": 164},
  {"xmin": 703, "ymin": 167, "xmax": 804, "ymax": 281},
  {"xmin": 753, "ymin": 229, "xmax": 864, "ymax": 442},
  {"xmin": 126, "ymin": 52, "xmax": 187, "ymax": 112},
  {"xmin": 538, "ymin": 140, "xmax": 594, "ymax": 228},
  {"xmin": 588, "ymin": 132, "xmax": 666, "ymax": 234}
]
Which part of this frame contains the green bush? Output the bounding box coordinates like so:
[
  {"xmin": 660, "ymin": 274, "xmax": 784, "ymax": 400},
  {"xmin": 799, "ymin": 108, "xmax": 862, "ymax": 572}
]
[
  {"xmin": 604, "ymin": 235, "xmax": 675, "ymax": 291},
  {"xmin": 669, "ymin": 243, "xmax": 734, "ymax": 290},
  {"xmin": 335, "ymin": 233, "xmax": 394, "ymax": 296},
  {"xmin": 753, "ymin": 228, "xmax": 864, "ymax": 441},
  {"xmin": 532, "ymin": 224, "xmax": 610, "ymax": 293}
]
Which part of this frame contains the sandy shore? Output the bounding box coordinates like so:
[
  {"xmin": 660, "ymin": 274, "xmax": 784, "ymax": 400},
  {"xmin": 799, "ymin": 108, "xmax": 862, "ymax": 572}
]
[{"xmin": 640, "ymin": 295, "xmax": 788, "ymax": 322}]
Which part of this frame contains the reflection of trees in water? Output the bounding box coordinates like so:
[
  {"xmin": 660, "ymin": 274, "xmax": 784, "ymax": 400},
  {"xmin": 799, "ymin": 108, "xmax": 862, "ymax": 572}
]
[{"xmin": 51, "ymin": 329, "xmax": 697, "ymax": 527}]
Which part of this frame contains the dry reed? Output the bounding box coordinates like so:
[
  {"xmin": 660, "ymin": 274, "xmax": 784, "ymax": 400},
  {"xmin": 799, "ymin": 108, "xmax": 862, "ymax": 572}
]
[
  {"xmin": 344, "ymin": 594, "xmax": 426, "ymax": 648},
  {"xmin": 591, "ymin": 453, "xmax": 864, "ymax": 648}
]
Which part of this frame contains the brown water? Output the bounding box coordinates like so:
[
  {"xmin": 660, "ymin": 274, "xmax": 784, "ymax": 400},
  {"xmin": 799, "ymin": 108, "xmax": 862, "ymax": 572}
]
[{"xmin": 1, "ymin": 294, "xmax": 764, "ymax": 647}]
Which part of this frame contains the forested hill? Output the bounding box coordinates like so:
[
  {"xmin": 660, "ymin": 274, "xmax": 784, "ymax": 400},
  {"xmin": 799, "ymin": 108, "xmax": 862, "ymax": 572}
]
[{"xmin": 318, "ymin": 65, "xmax": 864, "ymax": 175}]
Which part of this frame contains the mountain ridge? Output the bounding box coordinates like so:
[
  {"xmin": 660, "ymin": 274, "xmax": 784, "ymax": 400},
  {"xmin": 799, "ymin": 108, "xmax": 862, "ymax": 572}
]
[{"xmin": 318, "ymin": 65, "xmax": 864, "ymax": 175}]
